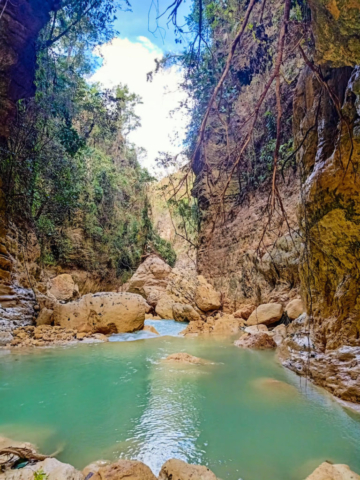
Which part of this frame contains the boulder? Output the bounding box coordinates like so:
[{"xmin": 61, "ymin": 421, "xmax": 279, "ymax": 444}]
[
  {"xmin": 143, "ymin": 325, "xmax": 159, "ymax": 335},
  {"xmin": 54, "ymin": 292, "xmax": 146, "ymax": 334},
  {"xmin": 87, "ymin": 460, "xmax": 157, "ymax": 480},
  {"xmin": 173, "ymin": 303, "xmax": 201, "ymax": 322},
  {"xmin": 159, "ymin": 459, "xmax": 218, "ymax": 480},
  {"xmin": 0, "ymin": 458, "xmax": 84, "ymax": 480},
  {"xmin": 48, "ymin": 274, "xmax": 79, "ymax": 302},
  {"xmin": 212, "ymin": 315, "xmax": 241, "ymax": 335},
  {"xmin": 235, "ymin": 333, "xmax": 277, "ymax": 349},
  {"xmin": 285, "ymin": 298, "xmax": 304, "ymax": 320},
  {"xmin": 195, "ymin": 276, "xmax": 221, "ymax": 312},
  {"xmin": 305, "ymin": 462, "xmax": 360, "ymax": 480},
  {"xmin": 246, "ymin": 303, "xmax": 283, "ymax": 326},
  {"xmin": 234, "ymin": 304, "xmax": 256, "ymax": 320},
  {"xmin": 272, "ymin": 324, "xmax": 287, "ymax": 345},
  {"xmin": 164, "ymin": 353, "xmax": 211, "ymax": 365},
  {"xmin": 127, "ymin": 254, "xmax": 172, "ymax": 306},
  {"xmin": 36, "ymin": 307, "xmax": 54, "ymax": 326},
  {"xmin": 0, "ymin": 331, "xmax": 13, "ymax": 346},
  {"xmin": 156, "ymin": 294, "xmax": 176, "ymax": 319},
  {"xmin": 244, "ymin": 324, "xmax": 269, "ymax": 334}
]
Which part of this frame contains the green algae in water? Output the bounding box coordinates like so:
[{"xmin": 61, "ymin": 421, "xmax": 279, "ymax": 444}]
[{"xmin": 0, "ymin": 335, "xmax": 360, "ymax": 480}]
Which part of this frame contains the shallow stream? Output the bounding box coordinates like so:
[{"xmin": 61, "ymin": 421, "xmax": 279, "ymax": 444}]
[{"xmin": 0, "ymin": 320, "xmax": 359, "ymax": 479}]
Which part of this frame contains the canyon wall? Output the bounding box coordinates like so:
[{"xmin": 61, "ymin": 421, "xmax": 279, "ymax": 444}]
[
  {"xmin": 193, "ymin": 0, "xmax": 360, "ymax": 401},
  {"xmin": 193, "ymin": 0, "xmax": 303, "ymax": 308},
  {"xmin": 0, "ymin": 0, "xmax": 59, "ymax": 332},
  {"xmin": 280, "ymin": 1, "xmax": 360, "ymax": 402}
]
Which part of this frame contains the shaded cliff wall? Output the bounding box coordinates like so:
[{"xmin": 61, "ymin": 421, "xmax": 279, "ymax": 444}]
[
  {"xmin": 193, "ymin": 0, "xmax": 303, "ymax": 308},
  {"xmin": 0, "ymin": 0, "xmax": 59, "ymax": 329},
  {"xmin": 0, "ymin": 0, "xmax": 59, "ymax": 137}
]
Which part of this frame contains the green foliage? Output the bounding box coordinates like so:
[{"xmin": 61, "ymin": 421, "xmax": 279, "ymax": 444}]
[
  {"xmin": 34, "ymin": 470, "xmax": 48, "ymax": 480},
  {"xmin": 0, "ymin": 0, "xmax": 176, "ymax": 280}
]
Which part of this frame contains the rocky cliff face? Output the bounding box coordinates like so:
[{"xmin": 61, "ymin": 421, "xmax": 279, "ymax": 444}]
[
  {"xmin": 280, "ymin": 0, "xmax": 360, "ymax": 402},
  {"xmin": 192, "ymin": 0, "xmax": 360, "ymax": 401},
  {"xmin": 192, "ymin": 0, "xmax": 303, "ymax": 308},
  {"xmin": 0, "ymin": 0, "xmax": 59, "ymax": 137},
  {"xmin": 0, "ymin": 0, "xmax": 59, "ymax": 335}
]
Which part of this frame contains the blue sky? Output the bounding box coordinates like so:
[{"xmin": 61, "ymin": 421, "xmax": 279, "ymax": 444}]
[
  {"xmin": 115, "ymin": 0, "xmax": 191, "ymax": 53},
  {"xmin": 91, "ymin": 0, "xmax": 192, "ymax": 172}
]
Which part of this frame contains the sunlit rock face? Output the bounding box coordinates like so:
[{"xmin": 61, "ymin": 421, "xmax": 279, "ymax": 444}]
[
  {"xmin": 291, "ymin": 0, "xmax": 360, "ymax": 400},
  {"xmin": 309, "ymin": 0, "xmax": 360, "ymax": 66}
]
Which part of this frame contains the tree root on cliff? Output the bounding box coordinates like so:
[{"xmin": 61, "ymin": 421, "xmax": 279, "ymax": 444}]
[{"xmin": 0, "ymin": 447, "xmax": 50, "ymax": 470}]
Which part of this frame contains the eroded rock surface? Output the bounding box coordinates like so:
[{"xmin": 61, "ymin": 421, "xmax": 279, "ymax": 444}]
[
  {"xmin": 164, "ymin": 353, "xmax": 211, "ymax": 365},
  {"xmin": 159, "ymin": 459, "xmax": 218, "ymax": 480},
  {"xmin": 86, "ymin": 460, "xmax": 157, "ymax": 480},
  {"xmin": 0, "ymin": 458, "xmax": 84, "ymax": 480},
  {"xmin": 306, "ymin": 461, "xmax": 360, "ymax": 480},
  {"xmin": 54, "ymin": 292, "xmax": 146, "ymax": 334},
  {"xmin": 127, "ymin": 254, "xmax": 172, "ymax": 307},
  {"xmin": 48, "ymin": 274, "xmax": 79, "ymax": 302},
  {"xmin": 235, "ymin": 333, "xmax": 277, "ymax": 350}
]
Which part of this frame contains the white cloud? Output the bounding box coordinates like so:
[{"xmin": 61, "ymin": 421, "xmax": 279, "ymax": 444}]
[{"xmin": 91, "ymin": 36, "xmax": 188, "ymax": 172}]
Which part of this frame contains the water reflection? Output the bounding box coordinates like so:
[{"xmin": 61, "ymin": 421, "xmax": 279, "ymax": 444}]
[{"xmin": 118, "ymin": 358, "xmax": 204, "ymax": 474}]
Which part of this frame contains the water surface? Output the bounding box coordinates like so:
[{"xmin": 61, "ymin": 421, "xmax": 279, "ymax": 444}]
[{"xmin": 0, "ymin": 324, "xmax": 359, "ymax": 480}]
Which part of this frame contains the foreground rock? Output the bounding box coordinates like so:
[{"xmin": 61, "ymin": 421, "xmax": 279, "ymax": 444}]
[
  {"xmin": 159, "ymin": 459, "xmax": 218, "ymax": 480},
  {"xmin": 54, "ymin": 292, "xmax": 146, "ymax": 334},
  {"xmin": 0, "ymin": 458, "xmax": 84, "ymax": 480},
  {"xmin": 164, "ymin": 353, "xmax": 211, "ymax": 365},
  {"xmin": 9, "ymin": 325, "xmax": 108, "ymax": 347},
  {"xmin": 48, "ymin": 274, "xmax": 79, "ymax": 302},
  {"xmin": 127, "ymin": 254, "xmax": 172, "ymax": 307},
  {"xmin": 246, "ymin": 303, "xmax": 283, "ymax": 326},
  {"xmin": 86, "ymin": 460, "xmax": 157, "ymax": 480},
  {"xmin": 306, "ymin": 462, "xmax": 360, "ymax": 480},
  {"xmin": 235, "ymin": 333, "xmax": 277, "ymax": 350}
]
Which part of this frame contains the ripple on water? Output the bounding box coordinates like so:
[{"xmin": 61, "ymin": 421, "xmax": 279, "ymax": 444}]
[{"xmin": 0, "ymin": 326, "xmax": 359, "ymax": 480}]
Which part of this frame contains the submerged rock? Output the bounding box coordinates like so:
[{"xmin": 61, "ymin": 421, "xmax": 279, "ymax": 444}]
[
  {"xmin": 235, "ymin": 333, "xmax": 277, "ymax": 350},
  {"xmin": 305, "ymin": 461, "xmax": 360, "ymax": 480},
  {"xmin": 159, "ymin": 459, "xmax": 218, "ymax": 480},
  {"xmin": 143, "ymin": 325, "xmax": 159, "ymax": 335},
  {"xmin": 86, "ymin": 459, "xmax": 157, "ymax": 480},
  {"xmin": 54, "ymin": 292, "xmax": 146, "ymax": 334},
  {"xmin": 246, "ymin": 303, "xmax": 283, "ymax": 326},
  {"xmin": 252, "ymin": 377, "xmax": 299, "ymax": 398},
  {"xmin": 164, "ymin": 353, "xmax": 211, "ymax": 365}
]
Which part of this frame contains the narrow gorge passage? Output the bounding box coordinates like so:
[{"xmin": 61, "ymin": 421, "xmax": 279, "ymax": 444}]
[{"xmin": 1, "ymin": 0, "xmax": 360, "ymax": 479}]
